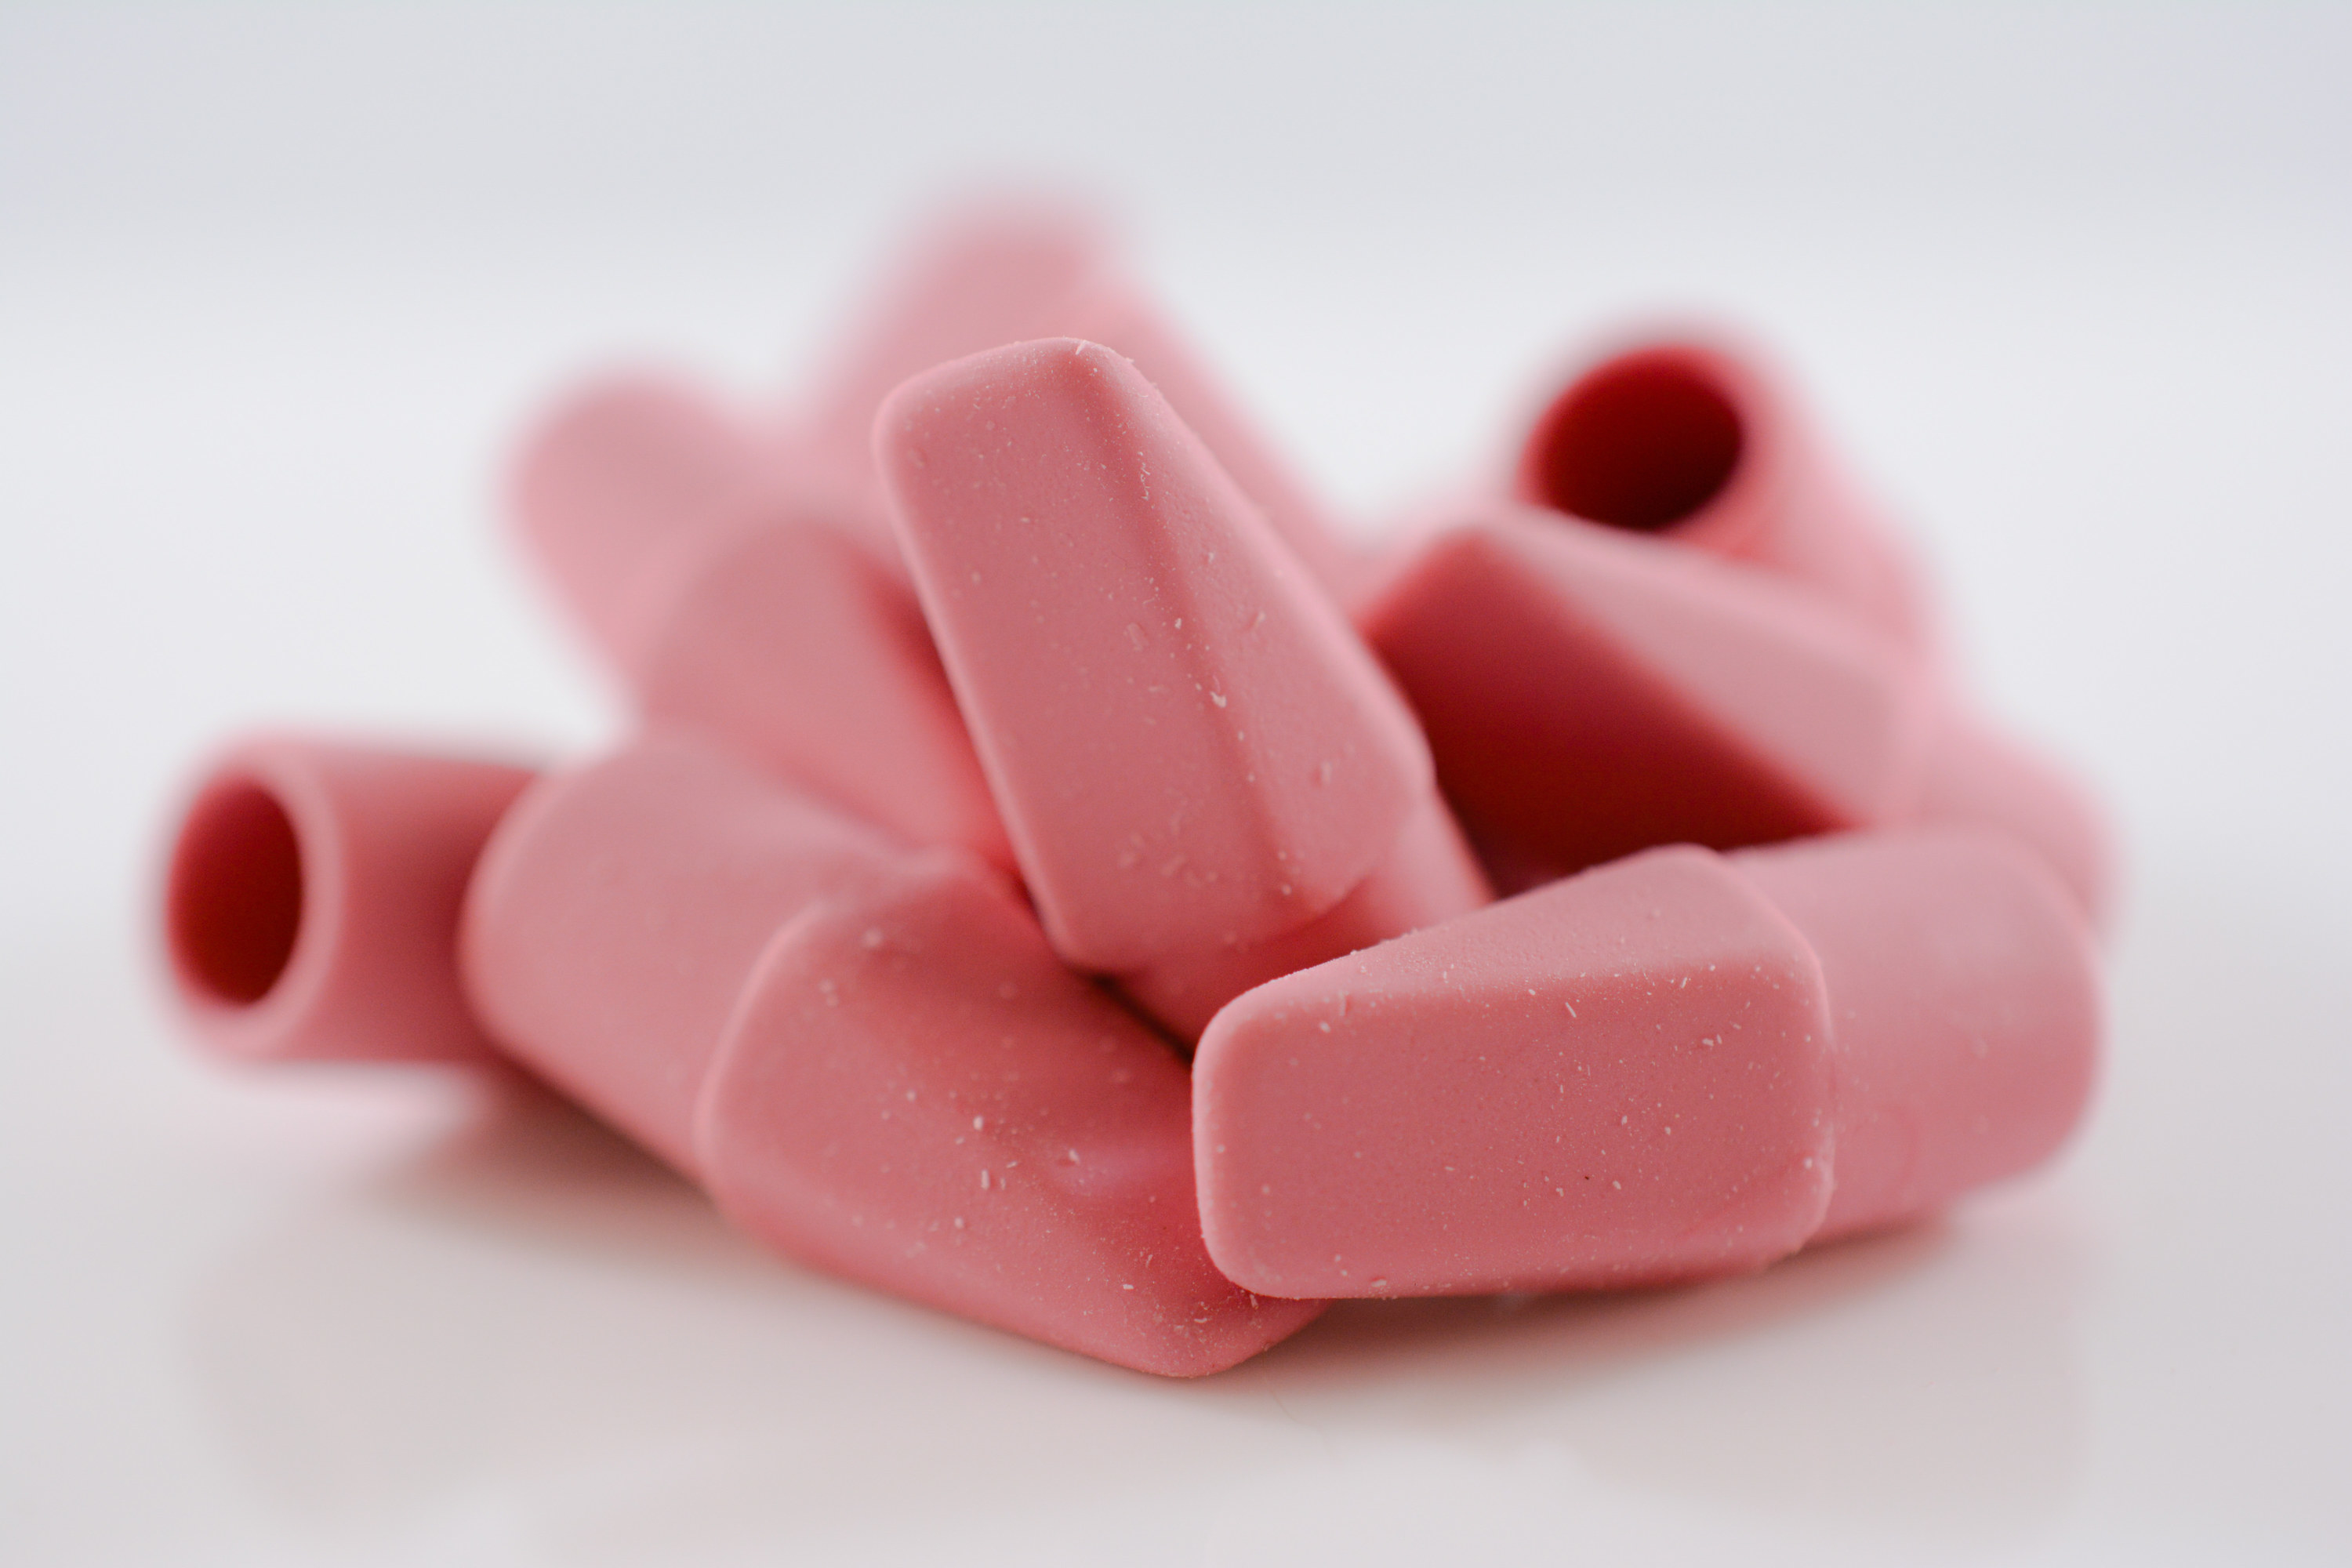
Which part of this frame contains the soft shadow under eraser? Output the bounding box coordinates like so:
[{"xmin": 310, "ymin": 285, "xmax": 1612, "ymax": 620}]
[
  {"xmin": 461, "ymin": 732, "xmax": 1321, "ymax": 1375},
  {"xmin": 161, "ymin": 735, "xmax": 535, "ymax": 1065},
  {"xmin": 1512, "ymin": 335, "xmax": 1934, "ymax": 651},
  {"xmin": 1192, "ymin": 827, "xmax": 2099, "ymax": 1298},
  {"xmin": 879, "ymin": 338, "xmax": 1435, "ymax": 972}
]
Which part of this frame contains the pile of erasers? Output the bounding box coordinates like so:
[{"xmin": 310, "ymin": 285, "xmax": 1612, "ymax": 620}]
[{"xmin": 161, "ymin": 200, "xmax": 2107, "ymax": 1378}]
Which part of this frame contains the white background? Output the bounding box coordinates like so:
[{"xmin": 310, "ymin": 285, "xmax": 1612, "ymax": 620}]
[{"xmin": 2, "ymin": 4, "xmax": 2347, "ymax": 1563}]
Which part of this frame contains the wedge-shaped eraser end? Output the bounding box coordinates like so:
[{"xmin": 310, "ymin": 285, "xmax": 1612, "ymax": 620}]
[
  {"xmin": 1361, "ymin": 514, "xmax": 1922, "ymax": 874},
  {"xmin": 700, "ymin": 862, "xmax": 1325, "ymax": 1376},
  {"xmin": 880, "ymin": 338, "xmax": 1429, "ymax": 971},
  {"xmin": 1194, "ymin": 844, "xmax": 1837, "ymax": 1298}
]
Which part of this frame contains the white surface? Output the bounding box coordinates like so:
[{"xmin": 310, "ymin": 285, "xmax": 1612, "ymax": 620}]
[{"xmin": 2, "ymin": 5, "xmax": 2347, "ymax": 1563}]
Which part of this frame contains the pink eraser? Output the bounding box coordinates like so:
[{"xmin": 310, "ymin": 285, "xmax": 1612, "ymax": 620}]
[
  {"xmin": 878, "ymin": 337, "xmax": 1432, "ymax": 972},
  {"xmin": 161, "ymin": 735, "xmax": 535, "ymax": 1065},
  {"xmin": 461, "ymin": 735, "xmax": 907, "ymax": 1174},
  {"xmin": 1116, "ymin": 793, "xmax": 1494, "ymax": 1043},
  {"xmin": 1056, "ymin": 281, "xmax": 1362, "ymax": 600},
  {"xmin": 800, "ymin": 198, "xmax": 1117, "ymax": 503},
  {"xmin": 1726, "ymin": 830, "xmax": 2100, "ymax": 1241},
  {"xmin": 1359, "ymin": 510, "xmax": 1925, "ymax": 873},
  {"xmin": 510, "ymin": 372, "xmax": 1011, "ymax": 871},
  {"xmin": 700, "ymin": 856, "xmax": 1326, "ymax": 1377},
  {"xmin": 808, "ymin": 201, "xmax": 1360, "ymax": 596},
  {"xmin": 635, "ymin": 520, "xmax": 1015, "ymax": 873},
  {"xmin": 461, "ymin": 732, "xmax": 1319, "ymax": 1374},
  {"xmin": 1193, "ymin": 828, "xmax": 2099, "ymax": 1298},
  {"xmin": 1359, "ymin": 510, "xmax": 2112, "ymax": 921},
  {"xmin": 1910, "ymin": 699, "xmax": 2115, "ymax": 933},
  {"xmin": 1513, "ymin": 336, "xmax": 1933, "ymax": 650},
  {"xmin": 1196, "ymin": 840, "xmax": 1837, "ymax": 1297},
  {"xmin": 508, "ymin": 370, "xmax": 820, "ymax": 681}
]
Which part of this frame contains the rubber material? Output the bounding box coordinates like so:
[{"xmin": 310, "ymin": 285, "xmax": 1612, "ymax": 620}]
[
  {"xmin": 161, "ymin": 734, "xmax": 535, "ymax": 1065},
  {"xmin": 1194, "ymin": 829, "xmax": 2100, "ymax": 1298}
]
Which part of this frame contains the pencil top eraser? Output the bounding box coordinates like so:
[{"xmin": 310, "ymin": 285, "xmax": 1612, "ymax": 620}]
[
  {"xmin": 879, "ymin": 337, "xmax": 1429, "ymax": 972},
  {"xmin": 508, "ymin": 370, "xmax": 804, "ymax": 680},
  {"xmin": 460, "ymin": 734, "xmax": 912, "ymax": 1174},
  {"xmin": 1907, "ymin": 699, "xmax": 2114, "ymax": 931},
  {"xmin": 162, "ymin": 734, "xmax": 535, "ymax": 1066},
  {"xmin": 1194, "ymin": 828, "xmax": 2100, "ymax": 1298},
  {"xmin": 1359, "ymin": 509, "xmax": 2111, "ymax": 923},
  {"xmin": 635, "ymin": 518, "xmax": 1014, "ymax": 873},
  {"xmin": 804, "ymin": 198, "xmax": 1362, "ymax": 597},
  {"xmin": 700, "ymin": 856, "xmax": 1327, "ymax": 1377},
  {"xmin": 1195, "ymin": 841, "xmax": 1838, "ymax": 1298},
  {"xmin": 1729, "ymin": 827, "xmax": 2100, "ymax": 1240},
  {"xmin": 1114, "ymin": 790, "xmax": 1492, "ymax": 1044},
  {"xmin": 1512, "ymin": 336, "xmax": 1934, "ymax": 649},
  {"xmin": 801, "ymin": 197, "xmax": 1117, "ymax": 496},
  {"xmin": 463, "ymin": 731, "xmax": 1322, "ymax": 1375},
  {"xmin": 1055, "ymin": 281, "xmax": 1363, "ymax": 600},
  {"xmin": 1358, "ymin": 510, "xmax": 1926, "ymax": 877}
]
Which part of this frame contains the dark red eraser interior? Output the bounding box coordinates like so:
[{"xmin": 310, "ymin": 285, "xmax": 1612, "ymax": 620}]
[{"xmin": 1513, "ymin": 336, "xmax": 1933, "ymax": 650}]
